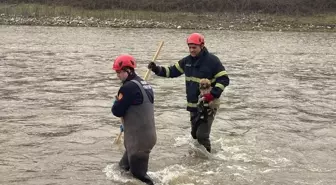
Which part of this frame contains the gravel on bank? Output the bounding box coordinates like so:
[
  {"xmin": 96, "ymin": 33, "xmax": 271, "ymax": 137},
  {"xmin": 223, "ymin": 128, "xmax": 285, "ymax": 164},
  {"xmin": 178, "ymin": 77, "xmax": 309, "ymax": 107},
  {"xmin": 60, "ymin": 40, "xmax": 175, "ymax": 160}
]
[{"xmin": 0, "ymin": 13, "xmax": 335, "ymax": 32}]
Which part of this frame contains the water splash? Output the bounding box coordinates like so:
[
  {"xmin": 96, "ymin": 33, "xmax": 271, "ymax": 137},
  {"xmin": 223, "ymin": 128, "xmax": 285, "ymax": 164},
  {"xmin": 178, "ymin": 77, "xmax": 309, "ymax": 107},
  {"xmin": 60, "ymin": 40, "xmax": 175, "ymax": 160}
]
[
  {"xmin": 148, "ymin": 164, "xmax": 211, "ymax": 185},
  {"xmin": 103, "ymin": 163, "xmax": 140, "ymax": 184}
]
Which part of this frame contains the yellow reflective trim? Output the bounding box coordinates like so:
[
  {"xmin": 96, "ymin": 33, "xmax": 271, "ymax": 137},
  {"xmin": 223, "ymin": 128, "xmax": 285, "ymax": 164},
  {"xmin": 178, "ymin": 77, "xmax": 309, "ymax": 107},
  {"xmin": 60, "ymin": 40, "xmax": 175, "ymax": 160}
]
[
  {"xmin": 214, "ymin": 71, "xmax": 227, "ymax": 78},
  {"xmin": 215, "ymin": 83, "xmax": 225, "ymax": 90},
  {"xmin": 164, "ymin": 66, "xmax": 170, "ymax": 77},
  {"xmin": 185, "ymin": 76, "xmax": 200, "ymax": 83},
  {"xmin": 211, "ymin": 71, "xmax": 228, "ymax": 83},
  {"xmin": 187, "ymin": 102, "xmax": 198, "ymax": 107},
  {"xmin": 185, "ymin": 71, "xmax": 227, "ymax": 84},
  {"xmin": 174, "ymin": 63, "xmax": 184, "ymax": 73}
]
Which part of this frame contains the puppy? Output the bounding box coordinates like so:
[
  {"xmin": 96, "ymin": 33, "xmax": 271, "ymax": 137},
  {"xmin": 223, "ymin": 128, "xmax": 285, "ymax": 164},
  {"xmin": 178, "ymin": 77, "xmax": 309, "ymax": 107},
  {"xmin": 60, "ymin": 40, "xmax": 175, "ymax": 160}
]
[
  {"xmin": 198, "ymin": 78, "xmax": 220, "ymax": 110},
  {"xmin": 199, "ymin": 78, "xmax": 212, "ymax": 96}
]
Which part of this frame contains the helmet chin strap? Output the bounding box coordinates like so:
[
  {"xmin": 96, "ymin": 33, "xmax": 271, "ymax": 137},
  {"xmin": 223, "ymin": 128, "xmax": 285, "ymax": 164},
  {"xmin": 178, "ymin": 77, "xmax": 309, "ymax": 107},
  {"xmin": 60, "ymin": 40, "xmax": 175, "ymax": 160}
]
[
  {"xmin": 123, "ymin": 68, "xmax": 135, "ymax": 80},
  {"xmin": 125, "ymin": 69, "xmax": 133, "ymax": 76}
]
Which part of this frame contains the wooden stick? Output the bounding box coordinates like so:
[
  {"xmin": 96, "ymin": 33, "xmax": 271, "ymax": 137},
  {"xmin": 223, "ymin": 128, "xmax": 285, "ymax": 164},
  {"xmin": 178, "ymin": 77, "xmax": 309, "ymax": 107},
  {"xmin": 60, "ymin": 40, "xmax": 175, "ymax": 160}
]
[
  {"xmin": 144, "ymin": 41, "xmax": 164, "ymax": 80},
  {"xmin": 113, "ymin": 118, "xmax": 123, "ymax": 144},
  {"xmin": 113, "ymin": 41, "xmax": 164, "ymax": 144}
]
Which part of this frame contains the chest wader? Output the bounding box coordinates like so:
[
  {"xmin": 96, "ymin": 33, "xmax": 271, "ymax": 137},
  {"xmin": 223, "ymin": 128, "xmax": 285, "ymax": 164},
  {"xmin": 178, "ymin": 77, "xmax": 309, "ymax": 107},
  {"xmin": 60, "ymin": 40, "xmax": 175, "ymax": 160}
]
[
  {"xmin": 190, "ymin": 100, "xmax": 218, "ymax": 153},
  {"xmin": 118, "ymin": 80, "xmax": 157, "ymax": 185}
]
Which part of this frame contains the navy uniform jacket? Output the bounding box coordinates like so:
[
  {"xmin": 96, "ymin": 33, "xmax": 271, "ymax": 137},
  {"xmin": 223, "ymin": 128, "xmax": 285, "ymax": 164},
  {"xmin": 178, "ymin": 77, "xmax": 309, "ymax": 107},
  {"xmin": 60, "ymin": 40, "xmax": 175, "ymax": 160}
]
[
  {"xmin": 112, "ymin": 74, "xmax": 154, "ymax": 117},
  {"xmin": 155, "ymin": 47, "xmax": 229, "ymax": 112}
]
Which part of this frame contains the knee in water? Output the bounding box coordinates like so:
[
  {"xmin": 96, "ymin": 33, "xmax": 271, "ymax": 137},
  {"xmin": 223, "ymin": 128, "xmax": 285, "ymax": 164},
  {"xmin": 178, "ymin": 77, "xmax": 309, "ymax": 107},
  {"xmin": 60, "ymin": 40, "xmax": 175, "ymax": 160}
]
[
  {"xmin": 191, "ymin": 129, "xmax": 197, "ymax": 139},
  {"xmin": 119, "ymin": 163, "xmax": 130, "ymax": 171},
  {"xmin": 197, "ymin": 137, "xmax": 206, "ymax": 145},
  {"xmin": 131, "ymin": 171, "xmax": 154, "ymax": 185},
  {"xmin": 196, "ymin": 131, "xmax": 209, "ymax": 141},
  {"xmin": 197, "ymin": 137, "xmax": 211, "ymax": 151},
  {"xmin": 142, "ymin": 174, "xmax": 154, "ymax": 185}
]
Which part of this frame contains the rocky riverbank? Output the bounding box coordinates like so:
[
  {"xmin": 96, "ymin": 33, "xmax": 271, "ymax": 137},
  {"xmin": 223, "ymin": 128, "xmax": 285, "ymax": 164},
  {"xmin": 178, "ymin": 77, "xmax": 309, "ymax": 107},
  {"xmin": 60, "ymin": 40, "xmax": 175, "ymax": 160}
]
[{"xmin": 0, "ymin": 13, "xmax": 335, "ymax": 32}]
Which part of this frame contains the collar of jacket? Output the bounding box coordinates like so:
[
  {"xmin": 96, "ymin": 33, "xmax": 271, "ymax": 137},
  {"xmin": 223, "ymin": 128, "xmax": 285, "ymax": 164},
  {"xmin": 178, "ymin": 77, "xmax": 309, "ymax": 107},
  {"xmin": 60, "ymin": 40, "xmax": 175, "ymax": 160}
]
[{"xmin": 190, "ymin": 47, "xmax": 209, "ymax": 67}]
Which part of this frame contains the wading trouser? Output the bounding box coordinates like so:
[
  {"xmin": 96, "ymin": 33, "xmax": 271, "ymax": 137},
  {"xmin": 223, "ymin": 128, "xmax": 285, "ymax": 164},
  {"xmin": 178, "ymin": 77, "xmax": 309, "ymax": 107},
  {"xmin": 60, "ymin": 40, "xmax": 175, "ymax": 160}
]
[
  {"xmin": 119, "ymin": 150, "xmax": 154, "ymax": 185},
  {"xmin": 190, "ymin": 107, "xmax": 217, "ymax": 153}
]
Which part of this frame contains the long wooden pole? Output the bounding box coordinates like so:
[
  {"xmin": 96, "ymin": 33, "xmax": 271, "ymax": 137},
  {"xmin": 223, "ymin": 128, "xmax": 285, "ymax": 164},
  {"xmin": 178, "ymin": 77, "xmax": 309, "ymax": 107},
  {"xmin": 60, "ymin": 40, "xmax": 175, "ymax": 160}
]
[{"xmin": 144, "ymin": 41, "xmax": 164, "ymax": 80}]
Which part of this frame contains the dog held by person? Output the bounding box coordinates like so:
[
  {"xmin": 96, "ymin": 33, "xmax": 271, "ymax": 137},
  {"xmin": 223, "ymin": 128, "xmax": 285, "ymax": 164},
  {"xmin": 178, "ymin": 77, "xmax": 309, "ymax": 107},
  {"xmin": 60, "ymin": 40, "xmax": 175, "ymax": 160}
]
[{"xmin": 190, "ymin": 78, "xmax": 220, "ymax": 152}]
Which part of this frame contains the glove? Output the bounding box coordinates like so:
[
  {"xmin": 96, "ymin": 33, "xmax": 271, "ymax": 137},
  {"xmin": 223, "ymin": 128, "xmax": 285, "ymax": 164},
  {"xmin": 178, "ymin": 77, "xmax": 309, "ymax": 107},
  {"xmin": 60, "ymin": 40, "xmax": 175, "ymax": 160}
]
[
  {"xmin": 147, "ymin": 62, "xmax": 161, "ymax": 74},
  {"xmin": 120, "ymin": 124, "xmax": 124, "ymax": 132},
  {"xmin": 202, "ymin": 93, "xmax": 214, "ymax": 102}
]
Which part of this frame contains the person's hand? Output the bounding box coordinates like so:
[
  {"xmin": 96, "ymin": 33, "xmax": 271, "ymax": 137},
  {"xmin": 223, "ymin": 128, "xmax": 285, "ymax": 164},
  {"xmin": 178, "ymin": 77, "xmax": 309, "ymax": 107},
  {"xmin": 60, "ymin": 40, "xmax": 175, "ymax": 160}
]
[
  {"xmin": 148, "ymin": 61, "xmax": 156, "ymax": 69},
  {"xmin": 148, "ymin": 62, "xmax": 160, "ymax": 74},
  {"xmin": 202, "ymin": 93, "xmax": 214, "ymax": 102},
  {"xmin": 120, "ymin": 124, "xmax": 124, "ymax": 132}
]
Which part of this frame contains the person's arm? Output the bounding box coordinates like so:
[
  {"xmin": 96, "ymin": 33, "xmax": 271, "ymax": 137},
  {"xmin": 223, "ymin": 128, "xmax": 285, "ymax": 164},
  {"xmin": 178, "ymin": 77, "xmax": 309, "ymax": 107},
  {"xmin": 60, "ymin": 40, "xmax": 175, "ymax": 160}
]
[
  {"xmin": 210, "ymin": 58, "xmax": 229, "ymax": 99},
  {"xmin": 111, "ymin": 84, "xmax": 134, "ymax": 117},
  {"xmin": 148, "ymin": 59, "xmax": 185, "ymax": 78}
]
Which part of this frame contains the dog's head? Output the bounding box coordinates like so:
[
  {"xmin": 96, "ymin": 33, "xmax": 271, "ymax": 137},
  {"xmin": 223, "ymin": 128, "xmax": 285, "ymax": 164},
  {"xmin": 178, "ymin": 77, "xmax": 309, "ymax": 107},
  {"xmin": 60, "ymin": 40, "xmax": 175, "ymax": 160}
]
[{"xmin": 199, "ymin": 78, "xmax": 211, "ymax": 91}]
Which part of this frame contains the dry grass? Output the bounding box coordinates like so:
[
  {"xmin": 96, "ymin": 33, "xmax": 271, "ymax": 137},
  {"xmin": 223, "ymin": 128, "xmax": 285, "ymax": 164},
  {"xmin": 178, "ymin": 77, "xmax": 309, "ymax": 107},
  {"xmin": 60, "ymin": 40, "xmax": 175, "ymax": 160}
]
[
  {"xmin": 0, "ymin": 3, "xmax": 212, "ymax": 22},
  {"xmin": 0, "ymin": 3, "xmax": 335, "ymax": 31}
]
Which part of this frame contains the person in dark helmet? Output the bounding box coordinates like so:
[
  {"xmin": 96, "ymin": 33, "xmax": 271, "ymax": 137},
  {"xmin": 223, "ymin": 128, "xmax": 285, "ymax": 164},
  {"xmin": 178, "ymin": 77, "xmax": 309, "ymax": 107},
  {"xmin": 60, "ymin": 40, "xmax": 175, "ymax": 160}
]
[
  {"xmin": 148, "ymin": 33, "xmax": 229, "ymax": 153},
  {"xmin": 111, "ymin": 54, "xmax": 156, "ymax": 185}
]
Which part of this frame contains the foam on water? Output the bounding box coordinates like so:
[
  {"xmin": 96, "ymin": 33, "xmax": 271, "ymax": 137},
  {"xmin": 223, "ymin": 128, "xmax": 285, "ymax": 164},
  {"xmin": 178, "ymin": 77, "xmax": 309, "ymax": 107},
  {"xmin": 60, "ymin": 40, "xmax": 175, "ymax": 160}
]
[
  {"xmin": 103, "ymin": 163, "xmax": 215, "ymax": 185},
  {"xmin": 102, "ymin": 134, "xmax": 225, "ymax": 185},
  {"xmin": 103, "ymin": 164, "xmax": 140, "ymax": 184}
]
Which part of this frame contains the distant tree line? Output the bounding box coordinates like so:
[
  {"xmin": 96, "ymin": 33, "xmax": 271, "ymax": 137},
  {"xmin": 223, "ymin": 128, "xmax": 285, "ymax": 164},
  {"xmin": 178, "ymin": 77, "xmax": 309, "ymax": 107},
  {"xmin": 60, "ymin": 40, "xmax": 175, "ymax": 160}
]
[{"xmin": 3, "ymin": 0, "xmax": 336, "ymax": 14}]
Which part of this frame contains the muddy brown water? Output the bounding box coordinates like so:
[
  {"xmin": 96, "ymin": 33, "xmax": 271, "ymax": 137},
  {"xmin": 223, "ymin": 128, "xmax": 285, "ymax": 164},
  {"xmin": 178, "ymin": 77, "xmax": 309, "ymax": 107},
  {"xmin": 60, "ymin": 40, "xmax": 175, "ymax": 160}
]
[{"xmin": 0, "ymin": 25, "xmax": 335, "ymax": 185}]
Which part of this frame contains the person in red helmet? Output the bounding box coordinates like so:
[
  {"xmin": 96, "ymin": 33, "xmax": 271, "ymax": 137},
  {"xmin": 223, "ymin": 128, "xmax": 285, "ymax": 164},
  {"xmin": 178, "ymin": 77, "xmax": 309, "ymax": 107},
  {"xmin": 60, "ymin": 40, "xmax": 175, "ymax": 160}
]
[
  {"xmin": 148, "ymin": 33, "xmax": 230, "ymax": 153},
  {"xmin": 111, "ymin": 54, "xmax": 156, "ymax": 185}
]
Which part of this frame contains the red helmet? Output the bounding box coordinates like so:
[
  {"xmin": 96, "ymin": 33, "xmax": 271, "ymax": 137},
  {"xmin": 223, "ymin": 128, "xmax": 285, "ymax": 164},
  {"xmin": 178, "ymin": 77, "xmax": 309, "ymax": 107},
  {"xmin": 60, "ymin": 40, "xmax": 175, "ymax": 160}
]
[
  {"xmin": 112, "ymin": 54, "xmax": 136, "ymax": 71},
  {"xmin": 187, "ymin": 33, "xmax": 205, "ymax": 45}
]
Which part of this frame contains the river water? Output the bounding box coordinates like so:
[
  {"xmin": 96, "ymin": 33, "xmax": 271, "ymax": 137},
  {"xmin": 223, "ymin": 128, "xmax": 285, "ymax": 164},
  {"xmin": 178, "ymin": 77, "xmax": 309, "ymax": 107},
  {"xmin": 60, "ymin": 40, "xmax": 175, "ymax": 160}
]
[{"xmin": 0, "ymin": 26, "xmax": 335, "ymax": 185}]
